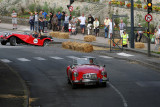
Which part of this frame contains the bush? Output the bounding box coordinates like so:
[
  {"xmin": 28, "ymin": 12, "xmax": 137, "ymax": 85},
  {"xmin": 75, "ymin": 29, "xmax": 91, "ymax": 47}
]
[
  {"xmin": 36, "ymin": 4, "xmax": 42, "ymax": 12},
  {"xmin": 28, "ymin": 4, "xmax": 36, "ymax": 13},
  {"xmin": 43, "ymin": 2, "xmax": 49, "ymax": 13},
  {"xmin": 55, "ymin": 7, "xmax": 63, "ymax": 13}
]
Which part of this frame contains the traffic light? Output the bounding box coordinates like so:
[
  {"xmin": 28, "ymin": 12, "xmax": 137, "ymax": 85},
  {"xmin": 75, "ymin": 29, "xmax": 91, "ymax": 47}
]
[
  {"xmin": 147, "ymin": 0, "xmax": 152, "ymax": 13},
  {"xmin": 70, "ymin": 0, "xmax": 74, "ymax": 5}
]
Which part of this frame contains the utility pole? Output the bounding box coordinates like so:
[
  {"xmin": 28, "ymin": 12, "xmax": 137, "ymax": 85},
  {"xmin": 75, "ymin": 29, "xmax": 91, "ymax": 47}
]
[{"xmin": 130, "ymin": 0, "xmax": 134, "ymax": 48}]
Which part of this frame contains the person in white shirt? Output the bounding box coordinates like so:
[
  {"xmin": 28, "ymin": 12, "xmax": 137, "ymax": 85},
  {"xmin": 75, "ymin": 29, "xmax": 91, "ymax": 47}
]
[
  {"xmin": 93, "ymin": 18, "xmax": 99, "ymax": 37},
  {"xmin": 11, "ymin": 10, "xmax": 17, "ymax": 29},
  {"xmin": 104, "ymin": 17, "xmax": 110, "ymax": 38},
  {"xmin": 68, "ymin": 21, "xmax": 72, "ymax": 33},
  {"xmin": 109, "ymin": 19, "xmax": 115, "ymax": 38},
  {"xmin": 78, "ymin": 13, "xmax": 86, "ymax": 34}
]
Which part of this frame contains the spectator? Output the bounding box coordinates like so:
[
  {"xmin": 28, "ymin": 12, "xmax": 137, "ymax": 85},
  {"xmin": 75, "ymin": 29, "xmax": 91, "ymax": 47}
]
[
  {"xmin": 135, "ymin": 23, "xmax": 143, "ymax": 42},
  {"xmin": 121, "ymin": 29, "xmax": 129, "ymax": 47},
  {"xmin": 104, "ymin": 16, "xmax": 110, "ymax": 38},
  {"xmin": 93, "ymin": 18, "xmax": 99, "ymax": 37},
  {"xmin": 109, "ymin": 19, "xmax": 115, "ymax": 39},
  {"xmin": 43, "ymin": 18, "xmax": 48, "ymax": 33},
  {"xmin": 11, "ymin": 10, "xmax": 17, "ymax": 29},
  {"xmin": 56, "ymin": 11, "xmax": 62, "ymax": 31},
  {"xmin": 87, "ymin": 14, "xmax": 94, "ymax": 35},
  {"xmin": 119, "ymin": 19, "xmax": 126, "ymax": 37},
  {"xmin": 64, "ymin": 14, "xmax": 70, "ymax": 32},
  {"xmin": 71, "ymin": 16, "xmax": 77, "ymax": 26},
  {"xmin": 68, "ymin": 21, "xmax": 72, "ymax": 33},
  {"xmin": 48, "ymin": 12, "xmax": 53, "ymax": 30},
  {"xmin": 153, "ymin": 29, "xmax": 159, "ymax": 50},
  {"xmin": 42, "ymin": 10, "xmax": 48, "ymax": 19},
  {"xmin": 39, "ymin": 11, "xmax": 44, "ymax": 20},
  {"xmin": 39, "ymin": 17, "xmax": 44, "ymax": 34},
  {"xmin": 51, "ymin": 14, "xmax": 58, "ymax": 31},
  {"xmin": 34, "ymin": 12, "xmax": 39, "ymax": 32},
  {"xmin": 61, "ymin": 11, "xmax": 65, "ymax": 32},
  {"xmin": 78, "ymin": 13, "xmax": 86, "ymax": 34},
  {"xmin": 29, "ymin": 13, "xmax": 34, "ymax": 31}
]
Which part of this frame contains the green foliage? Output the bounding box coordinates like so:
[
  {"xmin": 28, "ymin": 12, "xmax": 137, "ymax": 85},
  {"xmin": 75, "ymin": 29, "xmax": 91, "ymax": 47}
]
[
  {"xmin": 36, "ymin": 4, "xmax": 42, "ymax": 12},
  {"xmin": 55, "ymin": 6, "xmax": 63, "ymax": 13},
  {"xmin": 114, "ymin": 18, "xmax": 120, "ymax": 27},
  {"xmin": 123, "ymin": 17, "xmax": 129, "ymax": 26},
  {"xmin": 43, "ymin": 2, "xmax": 49, "ymax": 13},
  {"xmin": 135, "ymin": 0, "xmax": 141, "ymax": 4},
  {"xmin": 28, "ymin": 4, "xmax": 36, "ymax": 12}
]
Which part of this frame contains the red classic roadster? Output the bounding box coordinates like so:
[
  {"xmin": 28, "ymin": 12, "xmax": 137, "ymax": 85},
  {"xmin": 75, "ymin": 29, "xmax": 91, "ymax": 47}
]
[
  {"xmin": 67, "ymin": 58, "xmax": 109, "ymax": 89},
  {"xmin": 0, "ymin": 32, "xmax": 53, "ymax": 46}
]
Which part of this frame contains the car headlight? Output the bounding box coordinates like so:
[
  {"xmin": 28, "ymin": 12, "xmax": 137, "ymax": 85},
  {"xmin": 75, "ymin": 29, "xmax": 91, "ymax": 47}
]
[
  {"xmin": 101, "ymin": 70, "xmax": 106, "ymax": 76},
  {"xmin": 73, "ymin": 72, "xmax": 78, "ymax": 77}
]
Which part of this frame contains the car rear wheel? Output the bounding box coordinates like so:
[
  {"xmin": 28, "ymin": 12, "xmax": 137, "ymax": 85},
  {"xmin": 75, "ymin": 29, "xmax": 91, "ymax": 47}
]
[
  {"xmin": 1, "ymin": 41, "xmax": 7, "ymax": 45},
  {"xmin": 10, "ymin": 37, "xmax": 17, "ymax": 46},
  {"xmin": 43, "ymin": 40, "xmax": 50, "ymax": 46}
]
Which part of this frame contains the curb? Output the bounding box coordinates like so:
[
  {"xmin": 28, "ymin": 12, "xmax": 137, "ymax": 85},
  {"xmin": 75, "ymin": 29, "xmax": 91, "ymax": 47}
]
[{"xmin": 1, "ymin": 62, "xmax": 29, "ymax": 107}]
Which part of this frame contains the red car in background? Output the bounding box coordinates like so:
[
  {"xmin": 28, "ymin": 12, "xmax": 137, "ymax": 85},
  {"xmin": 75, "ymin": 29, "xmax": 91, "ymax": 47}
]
[
  {"xmin": 0, "ymin": 32, "xmax": 53, "ymax": 46},
  {"xmin": 67, "ymin": 58, "xmax": 109, "ymax": 89}
]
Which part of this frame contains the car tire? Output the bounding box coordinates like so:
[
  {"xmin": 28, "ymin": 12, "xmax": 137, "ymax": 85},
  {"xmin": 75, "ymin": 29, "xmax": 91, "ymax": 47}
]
[
  {"xmin": 72, "ymin": 83, "xmax": 77, "ymax": 89},
  {"xmin": 10, "ymin": 37, "xmax": 17, "ymax": 46},
  {"xmin": 101, "ymin": 82, "xmax": 107, "ymax": 87},
  {"xmin": 43, "ymin": 40, "xmax": 49, "ymax": 47},
  {"xmin": 1, "ymin": 41, "xmax": 7, "ymax": 45},
  {"xmin": 67, "ymin": 78, "xmax": 71, "ymax": 84}
]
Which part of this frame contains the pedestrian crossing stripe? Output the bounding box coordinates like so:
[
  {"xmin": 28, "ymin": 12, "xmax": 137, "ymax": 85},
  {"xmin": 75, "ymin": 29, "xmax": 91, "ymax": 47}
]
[
  {"xmin": 0, "ymin": 59, "xmax": 12, "ymax": 63},
  {"xmin": 99, "ymin": 56, "xmax": 113, "ymax": 59},
  {"xmin": 67, "ymin": 56, "xmax": 80, "ymax": 59},
  {"xmin": 117, "ymin": 52, "xmax": 134, "ymax": 57},
  {"xmin": 17, "ymin": 58, "xmax": 30, "ymax": 62},
  {"xmin": 34, "ymin": 57, "xmax": 46, "ymax": 60},
  {"xmin": 50, "ymin": 56, "xmax": 64, "ymax": 60}
]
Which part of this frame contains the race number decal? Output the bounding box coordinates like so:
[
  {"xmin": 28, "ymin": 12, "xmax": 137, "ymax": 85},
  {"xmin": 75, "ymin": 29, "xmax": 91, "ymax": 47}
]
[{"xmin": 33, "ymin": 39, "xmax": 38, "ymax": 44}]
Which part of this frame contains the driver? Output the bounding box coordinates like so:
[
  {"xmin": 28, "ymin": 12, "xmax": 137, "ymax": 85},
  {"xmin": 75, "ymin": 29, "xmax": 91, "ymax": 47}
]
[
  {"xmin": 89, "ymin": 58, "xmax": 94, "ymax": 65},
  {"xmin": 33, "ymin": 31, "xmax": 38, "ymax": 38}
]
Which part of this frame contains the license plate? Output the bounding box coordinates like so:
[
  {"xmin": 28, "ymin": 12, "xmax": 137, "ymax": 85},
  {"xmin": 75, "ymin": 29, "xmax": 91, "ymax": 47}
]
[{"xmin": 85, "ymin": 83, "xmax": 95, "ymax": 85}]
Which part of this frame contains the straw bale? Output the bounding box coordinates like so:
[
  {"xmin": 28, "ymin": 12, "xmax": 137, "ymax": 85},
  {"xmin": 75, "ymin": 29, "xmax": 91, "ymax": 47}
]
[
  {"xmin": 84, "ymin": 35, "xmax": 96, "ymax": 42},
  {"xmin": 59, "ymin": 32, "xmax": 69, "ymax": 39},
  {"xmin": 159, "ymin": 47, "xmax": 160, "ymax": 52},
  {"xmin": 135, "ymin": 42, "xmax": 145, "ymax": 49},
  {"xmin": 49, "ymin": 32, "xmax": 59, "ymax": 38}
]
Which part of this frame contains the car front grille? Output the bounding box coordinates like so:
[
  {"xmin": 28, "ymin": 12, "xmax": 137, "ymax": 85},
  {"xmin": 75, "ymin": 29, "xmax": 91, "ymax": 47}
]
[{"xmin": 83, "ymin": 73, "xmax": 97, "ymax": 80}]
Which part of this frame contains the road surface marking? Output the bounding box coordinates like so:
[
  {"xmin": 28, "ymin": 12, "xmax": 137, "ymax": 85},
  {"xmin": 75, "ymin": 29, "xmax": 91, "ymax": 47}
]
[
  {"xmin": 34, "ymin": 57, "xmax": 46, "ymax": 61},
  {"xmin": 67, "ymin": 56, "xmax": 80, "ymax": 59},
  {"xmin": 83, "ymin": 56, "xmax": 95, "ymax": 58},
  {"xmin": 99, "ymin": 55, "xmax": 113, "ymax": 59},
  {"xmin": 108, "ymin": 82, "xmax": 128, "ymax": 107},
  {"xmin": 0, "ymin": 59, "xmax": 12, "ymax": 63},
  {"xmin": 117, "ymin": 52, "xmax": 134, "ymax": 57},
  {"xmin": 17, "ymin": 58, "xmax": 30, "ymax": 62},
  {"xmin": 50, "ymin": 56, "xmax": 64, "ymax": 60}
]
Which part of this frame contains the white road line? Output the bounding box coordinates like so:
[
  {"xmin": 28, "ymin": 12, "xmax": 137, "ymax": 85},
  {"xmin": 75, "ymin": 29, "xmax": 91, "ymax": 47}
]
[
  {"xmin": 108, "ymin": 82, "xmax": 128, "ymax": 107},
  {"xmin": 99, "ymin": 55, "xmax": 113, "ymax": 59},
  {"xmin": 83, "ymin": 56, "xmax": 94, "ymax": 58},
  {"xmin": 0, "ymin": 59, "xmax": 12, "ymax": 63},
  {"xmin": 67, "ymin": 56, "xmax": 79, "ymax": 59},
  {"xmin": 17, "ymin": 58, "xmax": 30, "ymax": 62},
  {"xmin": 34, "ymin": 57, "xmax": 46, "ymax": 61},
  {"xmin": 117, "ymin": 52, "xmax": 134, "ymax": 57},
  {"xmin": 50, "ymin": 56, "xmax": 64, "ymax": 60}
]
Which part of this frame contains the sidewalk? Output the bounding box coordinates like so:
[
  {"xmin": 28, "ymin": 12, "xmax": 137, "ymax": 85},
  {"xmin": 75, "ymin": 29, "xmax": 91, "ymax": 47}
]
[{"xmin": 0, "ymin": 62, "xmax": 28, "ymax": 107}]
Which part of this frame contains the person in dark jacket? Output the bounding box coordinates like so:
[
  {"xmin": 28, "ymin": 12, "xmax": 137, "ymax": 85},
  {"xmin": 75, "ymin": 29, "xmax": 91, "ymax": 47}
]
[
  {"xmin": 29, "ymin": 13, "xmax": 34, "ymax": 31},
  {"xmin": 61, "ymin": 11, "xmax": 65, "ymax": 32},
  {"xmin": 48, "ymin": 12, "xmax": 53, "ymax": 30},
  {"xmin": 87, "ymin": 14, "xmax": 94, "ymax": 35},
  {"xmin": 52, "ymin": 14, "xmax": 58, "ymax": 31}
]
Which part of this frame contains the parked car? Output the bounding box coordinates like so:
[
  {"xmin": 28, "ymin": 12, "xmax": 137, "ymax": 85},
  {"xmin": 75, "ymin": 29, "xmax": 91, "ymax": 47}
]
[
  {"xmin": 0, "ymin": 32, "xmax": 53, "ymax": 46},
  {"xmin": 66, "ymin": 57, "xmax": 109, "ymax": 89}
]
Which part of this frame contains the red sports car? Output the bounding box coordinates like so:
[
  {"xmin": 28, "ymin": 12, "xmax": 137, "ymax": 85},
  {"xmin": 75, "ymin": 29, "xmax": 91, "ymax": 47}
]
[
  {"xmin": 0, "ymin": 32, "xmax": 53, "ymax": 46},
  {"xmin": 67, "ymin": 58, "xmax": 109, "ymax": 89}
]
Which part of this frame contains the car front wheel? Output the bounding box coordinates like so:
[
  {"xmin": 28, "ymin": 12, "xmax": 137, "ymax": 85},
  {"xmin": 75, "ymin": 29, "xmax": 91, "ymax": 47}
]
[
  {"xmin": 10, "ymin": 37, "xmax": 17, "ymax": 46},
  {"xmin": 1, "ymin": 41, "xmax": 7, "ymax": 45},
  {"xmin": 43, "ymin": 40, "xmax": 50, "ymax": 46}
]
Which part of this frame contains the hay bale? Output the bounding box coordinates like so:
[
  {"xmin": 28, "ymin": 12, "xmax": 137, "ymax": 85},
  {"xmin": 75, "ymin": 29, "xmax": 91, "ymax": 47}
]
[
  {"xmin": 135, "ymin": 42, "xmax": 145, "ymax": 49},
  {"xmin": 49, "ymin": 32, "xmax": 59, "ymax": 38},
  {"xmin": 84, "ymin": 35, "xmax": 96, "ymax": 42},
  {"xmin": 159, "ymin": 47, "xmax": 160, "ymax": 52},
  {"xmin": 62, "ymin": 41, "xmax": 93, "ymax": 52},
  {"xmin": 108, "ymin": 39, "xmax": 122, "ymax": 46},
  {"xmin": 59, "ymin": 32, "xmax": 69, "ymax": 39}
]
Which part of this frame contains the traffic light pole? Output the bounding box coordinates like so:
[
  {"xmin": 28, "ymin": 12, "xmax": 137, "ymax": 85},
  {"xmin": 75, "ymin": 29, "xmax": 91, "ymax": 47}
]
[{"xmin": 147, "ymin": 22, "xmax": 151, "ymax": 57}]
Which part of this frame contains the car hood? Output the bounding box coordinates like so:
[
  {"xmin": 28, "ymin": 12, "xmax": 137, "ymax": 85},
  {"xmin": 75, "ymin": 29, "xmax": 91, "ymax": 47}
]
[{"xmin": 74, "ymin": 65, "xmax": 101, "ymax": 74}]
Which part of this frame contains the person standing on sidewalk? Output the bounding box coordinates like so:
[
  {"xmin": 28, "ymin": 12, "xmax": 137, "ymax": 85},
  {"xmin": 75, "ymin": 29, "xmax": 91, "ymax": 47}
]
[
  {"xmin": 93, "ymin": 18, "xmax": 99, "ymax": 37},
  {"xmin": 48, "ymin": 12, "xmax": 53, "ymax": 30},
  {"xmin": 56, "ymin": 11, "xmax": 62, "ymax": 31},
  {"xmin": 78, "ymin": 13, "xmax": 86, "ymax": 34},
  {"xmin": 42, "ymin": 10, "xmax": 48, "ymax": 19},
  {"xmin": 51, "ymin": 14, "xmax": 58, "ymax": 31},
  {"xmin": 119, "ymin": 19, "xmax": 126, "ymax": 37},
  {"xmin": 135, "ymin": 23, "xmax": 143, "ymax": 42},
  {"xmin": 108, "ymin": 19, "xmax": 115, "ymax": 39},
  {"xmin": 29, "ymin": 13, "xmax": 34, "ymax": 31},
  {"xmin": 61, "ymin": 11, "xmax": 65, "ymax": 32},
  {"xmin": 87, "ymin": 14, "xmax": 94, "ymax": 35},
  {"xmin": 104, "ymin": 17, "xmax": 110, "ymax": 38},
  {"xmin": 64, "ymin": 14, "xmax": 70, "ymax": 32},
  {"xmin": 11, "ymin": 10, "xmax": 17, "ymax": 29},
  {"xmin": 121, "ymin": 30, "xmax": 129, "ymax": 47},
  {"xmin": 34, "ymin": 12, "xmax": 39, "ymax": 32}
]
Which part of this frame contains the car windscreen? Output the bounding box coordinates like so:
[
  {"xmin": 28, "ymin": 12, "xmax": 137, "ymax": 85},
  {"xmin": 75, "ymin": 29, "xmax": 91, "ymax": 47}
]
[{"xmin": 73, "ymin": 58, "xmax": 97, "ymax": 65}]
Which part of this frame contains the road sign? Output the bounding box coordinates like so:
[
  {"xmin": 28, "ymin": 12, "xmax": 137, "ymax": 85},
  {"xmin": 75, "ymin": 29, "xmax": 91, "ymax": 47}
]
[
  {"xmin": 69, "ymin": 6, "xmax": 73, "ymax": 12},
  {"xmin": 145, "ymin": 14, "xmax": 152, "ymax": 22}
]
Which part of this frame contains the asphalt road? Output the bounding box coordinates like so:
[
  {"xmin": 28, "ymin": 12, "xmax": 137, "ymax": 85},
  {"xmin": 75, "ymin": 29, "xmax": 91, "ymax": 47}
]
[{"xmin": 0, "ymin": 42, "xmax": 160, "ymax": 107}]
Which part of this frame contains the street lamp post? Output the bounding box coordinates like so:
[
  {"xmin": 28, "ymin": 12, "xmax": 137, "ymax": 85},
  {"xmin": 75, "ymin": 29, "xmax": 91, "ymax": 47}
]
[{"xmin": 130, "ymin": 0, "xmax": 134, "ymax": 48}]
